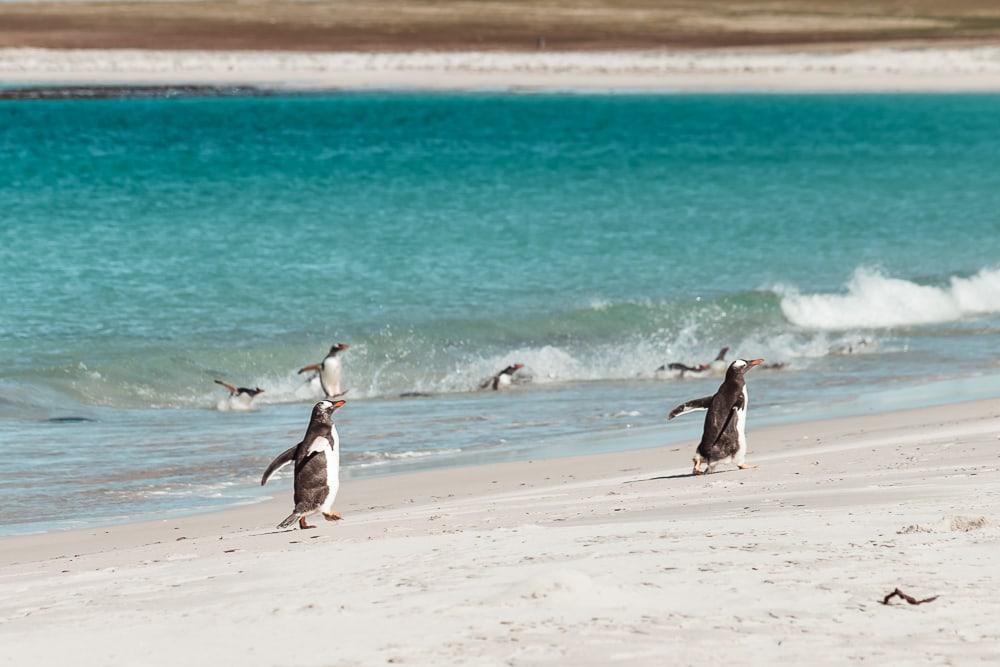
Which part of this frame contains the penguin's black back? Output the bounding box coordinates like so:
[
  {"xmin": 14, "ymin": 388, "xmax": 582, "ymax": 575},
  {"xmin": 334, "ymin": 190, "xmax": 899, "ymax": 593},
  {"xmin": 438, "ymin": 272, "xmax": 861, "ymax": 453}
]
[
  {"xmin": 697, "ymin": 375, "xmax": 745, "ymax": 461},
  {"xmin": 293, "ymin": 450, "xmax": 330, "ymax": 511},
  {"xmin": 291, "ymin": 419, "xmax": 333, "ymax": 511}
]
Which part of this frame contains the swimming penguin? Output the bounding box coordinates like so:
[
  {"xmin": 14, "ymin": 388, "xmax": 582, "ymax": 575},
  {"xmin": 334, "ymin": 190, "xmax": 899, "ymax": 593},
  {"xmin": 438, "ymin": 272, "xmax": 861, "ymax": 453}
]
[
  {"xmin": 214, "ymin": 379, "xmax": 265, "ymax": 398},
  {"xmin": 481, "ymin": 363, "xmax": 524, "ymax": 390},
  {"xmin": 214, "ymin": 379, "xmax": 265, "ymax": 411},
  {"xmin": 656, "ymin": 347, "xmax": 729, "ymax": 379},
  {"xmin": 668, "ymin": 358, "xmax": 763, "ymax": 474},
  {"xmin": 261, "ymin": 399, "xmax": 347, "ymax": 529},
  {"xmin": 298, "ymin": 343, "xmax": 349, "ymax": 398}
]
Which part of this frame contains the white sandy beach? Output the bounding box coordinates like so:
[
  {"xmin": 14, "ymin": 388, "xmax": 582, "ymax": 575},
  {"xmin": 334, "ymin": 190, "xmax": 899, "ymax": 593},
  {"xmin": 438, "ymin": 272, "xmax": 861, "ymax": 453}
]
[
  {"xmin": 2, "ymin": 46, "xmax": 1000, "ymax": 92},
  {"xmin": 2, "ymin": 399, "xmax": 999, "ymax": 665}
]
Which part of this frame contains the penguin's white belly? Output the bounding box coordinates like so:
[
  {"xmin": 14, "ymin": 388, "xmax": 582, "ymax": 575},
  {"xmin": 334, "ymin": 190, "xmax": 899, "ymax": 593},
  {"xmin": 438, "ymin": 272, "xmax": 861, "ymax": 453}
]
[
  {"xmin": 497, "ymin": 373, "xmax": 512, "ymax": 387},
  {"xmin": 734, "ymin": 387, "xmax": 749, "ymax": 459},
  {"xmin": 320, "ymin": 427, "xmax": 341, "ymax": 513},
  {"xmin": 320, "ymin": 358, "xmax": 342, "ymax": 396}
]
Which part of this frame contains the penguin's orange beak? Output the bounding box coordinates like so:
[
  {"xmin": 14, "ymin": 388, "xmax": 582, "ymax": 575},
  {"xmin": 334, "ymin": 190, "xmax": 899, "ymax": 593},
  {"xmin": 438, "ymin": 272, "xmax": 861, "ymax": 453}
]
[
  {"xmin": 747, "ymin": 358, "xmax": 764, "ymax": 368},
  {"xmin": 332, "ymin": 399, "xmax": 347, "ymax": 410}
]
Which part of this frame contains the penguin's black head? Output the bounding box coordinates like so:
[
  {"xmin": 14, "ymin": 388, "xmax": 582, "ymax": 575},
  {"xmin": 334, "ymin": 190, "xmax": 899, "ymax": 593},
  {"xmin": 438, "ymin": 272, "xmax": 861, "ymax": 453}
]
[
  {"xmin": 726, "ymin": 358, "xmax": 763, "ymax": 381},
  {"xmin": 329, "ymin": 343, "xmax": 350, "ymax": 356}
]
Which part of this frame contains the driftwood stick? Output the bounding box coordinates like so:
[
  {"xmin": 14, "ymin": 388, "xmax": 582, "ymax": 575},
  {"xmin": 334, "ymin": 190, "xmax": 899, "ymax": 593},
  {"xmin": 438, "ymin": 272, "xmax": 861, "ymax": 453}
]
[{"xmin": 882, "ymin": 588, "xmax": 938, "ymax": 606}]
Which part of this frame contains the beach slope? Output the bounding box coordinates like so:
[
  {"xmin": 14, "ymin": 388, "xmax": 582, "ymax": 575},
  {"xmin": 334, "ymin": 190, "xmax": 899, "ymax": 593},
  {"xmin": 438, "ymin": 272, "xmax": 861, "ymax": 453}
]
[{"xmin": 2, "ymin": 400, "xmax": 999, "ymax": 664}]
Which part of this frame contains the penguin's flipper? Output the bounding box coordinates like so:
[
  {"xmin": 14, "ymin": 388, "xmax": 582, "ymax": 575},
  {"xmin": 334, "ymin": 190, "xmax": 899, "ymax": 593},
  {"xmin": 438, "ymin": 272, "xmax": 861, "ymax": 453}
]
[
  {"xmin": 668, "ymin": 396, "xmax": 714, "ymax": 420},
  {"xmin": 260, "ymin": 445, "xmax": 298, "ymax": 486},
  {"xmin": 214, "ymin": 379, "xmax": 238, "ymax": 394},
  {"xmin": 297, "ymin": 364, "xmax": 321, "ymax": 375}
]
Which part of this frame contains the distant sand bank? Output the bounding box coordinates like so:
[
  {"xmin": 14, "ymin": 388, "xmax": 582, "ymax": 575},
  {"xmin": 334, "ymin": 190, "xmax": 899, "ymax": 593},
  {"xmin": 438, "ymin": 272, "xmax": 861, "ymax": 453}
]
[
  {"xmin": 3, "ymin": 399, "xmax": 1000, "ymax": 664},
  {"xmin": 2, "ymin": 47, "xmax": 1000, "ymax": 92}
]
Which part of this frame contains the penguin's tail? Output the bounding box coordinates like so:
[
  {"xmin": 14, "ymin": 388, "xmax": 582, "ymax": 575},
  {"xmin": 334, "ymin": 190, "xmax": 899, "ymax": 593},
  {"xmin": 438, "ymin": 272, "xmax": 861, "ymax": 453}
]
[{"xmin": 277, "ymin": 512, "xmax": 300, "ymax": 529}]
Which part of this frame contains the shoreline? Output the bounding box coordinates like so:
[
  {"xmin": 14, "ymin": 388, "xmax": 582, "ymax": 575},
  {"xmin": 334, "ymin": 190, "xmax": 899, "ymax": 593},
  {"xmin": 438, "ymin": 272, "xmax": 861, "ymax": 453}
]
[
  {"xmin": 4, "ymin": 397, "xmax": 999, "ymax": 663},
  {"xmin": 3, "ymin": 46, "xmax": 1000, "ymax": 93},
  {"xmin": 5, "ymin": 396, "xmax": 996, "ymax": 558},
  {"xmin": 5, "ymin": 370, "xmax": 1000, "ymax": 539}
]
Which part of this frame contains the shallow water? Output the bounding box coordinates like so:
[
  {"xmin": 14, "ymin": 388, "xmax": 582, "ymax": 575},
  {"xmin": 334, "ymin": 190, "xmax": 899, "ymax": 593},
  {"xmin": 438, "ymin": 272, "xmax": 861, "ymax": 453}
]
[{"xmin": 2, "ymin": 92, "xmax": 999, "ymax": 534}]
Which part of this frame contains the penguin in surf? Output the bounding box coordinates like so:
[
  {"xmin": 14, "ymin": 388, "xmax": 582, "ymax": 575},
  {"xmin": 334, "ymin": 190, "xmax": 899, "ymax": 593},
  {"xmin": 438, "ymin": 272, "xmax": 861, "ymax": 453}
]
[
  {"xmin": 656, "ymin": 347, "xmax": 729, "ymax": 378},
  {"xmin": 261, "ymin": 399, "xmax": 347, "ymax": 529},
  {"xmin": 298, "ymin": 343, "xmax": 349, "ymax": 398},
  {"xmin": 481, "ymin": 363, "xmax": 525, "ymax": 391},
  {"xmin": 214, "ymin": 379, "xmax": 265, "ymax": 411},
  {"xmin": 668, "ymin": 358, "xmax": 763, "ymax": 474}
]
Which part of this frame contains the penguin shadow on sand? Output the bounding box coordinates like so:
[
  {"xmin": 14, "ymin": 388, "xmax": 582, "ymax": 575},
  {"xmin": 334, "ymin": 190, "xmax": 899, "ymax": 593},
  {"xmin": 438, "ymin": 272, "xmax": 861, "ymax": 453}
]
[{"xmin": 627, "ymin": 468, "xmax": 737, "ymax": 484}]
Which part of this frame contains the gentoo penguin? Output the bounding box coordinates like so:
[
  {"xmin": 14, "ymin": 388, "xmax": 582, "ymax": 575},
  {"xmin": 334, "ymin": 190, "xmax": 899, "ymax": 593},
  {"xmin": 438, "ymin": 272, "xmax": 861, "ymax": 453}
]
[
  {"xmin": 668, "ymin": 358, "xmax": 763, "ymax": 474},
  {"xmin": 214, "ymin": 379, "xmax": 265, "ymax": 398},
  {"xmin": 481, "ymin": 363, "xmax": 524, "ymax": 390},
  {"xmin": 657, "ymin": 347, "xmax": 729, "ymax": 378},
  {"xmin": 261, "ymin": 399, "xmax": 347, "ymax": 529},
  {"xmin": 214, "ymin": 379, "xmax": 264, "ymax": 411},
  {"xmin": 298, "ymin": 343, "xmax": 349, "ymax": 398}
]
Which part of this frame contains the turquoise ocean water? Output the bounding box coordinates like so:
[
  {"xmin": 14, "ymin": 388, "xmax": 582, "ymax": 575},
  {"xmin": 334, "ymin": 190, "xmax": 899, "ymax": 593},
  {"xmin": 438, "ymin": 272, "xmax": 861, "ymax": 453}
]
[{"xmin": 2, "ymin": 93, "xmax": 999, "ymax": 534}]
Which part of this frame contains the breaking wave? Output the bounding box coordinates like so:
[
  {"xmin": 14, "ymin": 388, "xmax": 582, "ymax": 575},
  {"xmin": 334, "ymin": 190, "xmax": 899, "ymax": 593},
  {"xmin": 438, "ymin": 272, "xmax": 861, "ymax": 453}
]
[
  {"xmin": 778, "ymin": 267, "xmax": 1000, "ymax": 330},
  {"xmin": 4, "ymin": 265, "xmax": 999, "ymax": 413}
]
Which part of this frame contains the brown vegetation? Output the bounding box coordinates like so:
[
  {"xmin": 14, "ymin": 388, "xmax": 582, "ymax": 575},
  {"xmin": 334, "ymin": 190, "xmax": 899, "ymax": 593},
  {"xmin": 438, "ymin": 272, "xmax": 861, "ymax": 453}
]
[{"xmin": 1, "ymin": 0, "xmax": 1000, "ymax": 52}]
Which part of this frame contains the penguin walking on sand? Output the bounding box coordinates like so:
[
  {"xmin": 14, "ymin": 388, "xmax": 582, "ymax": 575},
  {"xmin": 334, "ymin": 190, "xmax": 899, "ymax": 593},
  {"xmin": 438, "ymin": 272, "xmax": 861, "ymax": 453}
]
[
  {"xmin": 668, "ymin": 358, "xmax": 763, "ymax": 474},
  {"xmin": 298, "ymin": 343, "xmax": 349, "ymax": 398},
  {"xmin": 481, "ymin": 363, "xmax": 524, "ymax": 390},
  {"xmin": 261, "ymin": 399, "xmax": 347, "ymax": 529}
]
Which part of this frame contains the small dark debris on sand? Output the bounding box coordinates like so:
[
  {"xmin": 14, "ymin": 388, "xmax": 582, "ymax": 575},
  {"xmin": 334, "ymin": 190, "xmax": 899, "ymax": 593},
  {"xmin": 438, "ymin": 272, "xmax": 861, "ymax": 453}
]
[{"xmin": 882, "ymin": 588, "xmax": 938, "ymax": 606}]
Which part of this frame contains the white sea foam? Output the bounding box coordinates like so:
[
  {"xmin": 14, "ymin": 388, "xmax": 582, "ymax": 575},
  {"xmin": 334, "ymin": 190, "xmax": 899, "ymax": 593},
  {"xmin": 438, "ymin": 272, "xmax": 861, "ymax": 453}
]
[
  {"xmin": 348, "ymin": 448, "xmax": 463, "ymax": 468},
  {"xmin": 779, "ymin": 267, "xmax": 1000, "ymax": 330}
]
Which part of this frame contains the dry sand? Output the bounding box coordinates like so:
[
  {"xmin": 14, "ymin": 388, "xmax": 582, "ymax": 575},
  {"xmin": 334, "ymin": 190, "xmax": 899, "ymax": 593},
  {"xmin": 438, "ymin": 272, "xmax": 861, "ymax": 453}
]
[
  {"xmin": 3, "ymin": 399, "xmax": 999, "ymax": 665},
  {"xmin": 3, "ymin": 46, "xmax": 1000, "ymax": 92}
]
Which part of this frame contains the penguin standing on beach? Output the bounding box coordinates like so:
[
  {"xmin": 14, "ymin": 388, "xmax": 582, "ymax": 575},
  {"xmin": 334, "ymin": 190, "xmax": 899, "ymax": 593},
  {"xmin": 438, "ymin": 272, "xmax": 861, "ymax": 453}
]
[
  {"xmin": 668, "ymin": 358, "xmax": 763, "ymax": 474},
  {"xmin": 298, "ymin": 343, "xmax": 349, "ymax": 398},
  {"xmin": 261, "ymin": 399, "xmax": 347, "ymax": 529}
]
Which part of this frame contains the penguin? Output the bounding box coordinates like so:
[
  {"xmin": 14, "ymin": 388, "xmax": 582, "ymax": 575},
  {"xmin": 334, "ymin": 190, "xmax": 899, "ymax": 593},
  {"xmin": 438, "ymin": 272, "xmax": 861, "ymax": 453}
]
[
  {"xmin": 656, "ymin": 347, "xmax": 729, "ymax": 379},
  {"xmin": 481, "ymin": 363, "xmax": 524, "ymax": 390},
  {"xmin": 261, "ymin": 399, "xmax": 347, "ymax": 529},
  {"xmin": 214, "ymin": 379, "xmax": 265, "ymax": 398},
  {"xmin": 214, "ymin": 379, "xmax": 264, "ymax": 411},
  {"xmin": 667, "ymin": 358, "xmax": 763, "ymax": 474},
  {"xmin": 298, "ymin": 343, "xmax": 349, "ymax": 398}
]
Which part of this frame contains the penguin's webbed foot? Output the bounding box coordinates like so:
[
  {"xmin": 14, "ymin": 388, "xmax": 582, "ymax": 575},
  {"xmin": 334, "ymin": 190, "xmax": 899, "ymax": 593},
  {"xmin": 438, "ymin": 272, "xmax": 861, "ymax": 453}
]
[
  {"xmin": 298, "ymin": 517, "xmax": 316, "ymax": 530},
  {"xmin": 737, "ymin": 463, "xmax": 757, "ymax": 470},
  {"xmin": 691, "ymin": 457, "xmax": 704, "ymax": 476},
  {"xmin": 323, "ymin": 511, "xmax": 342, "ymax": 521}
]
